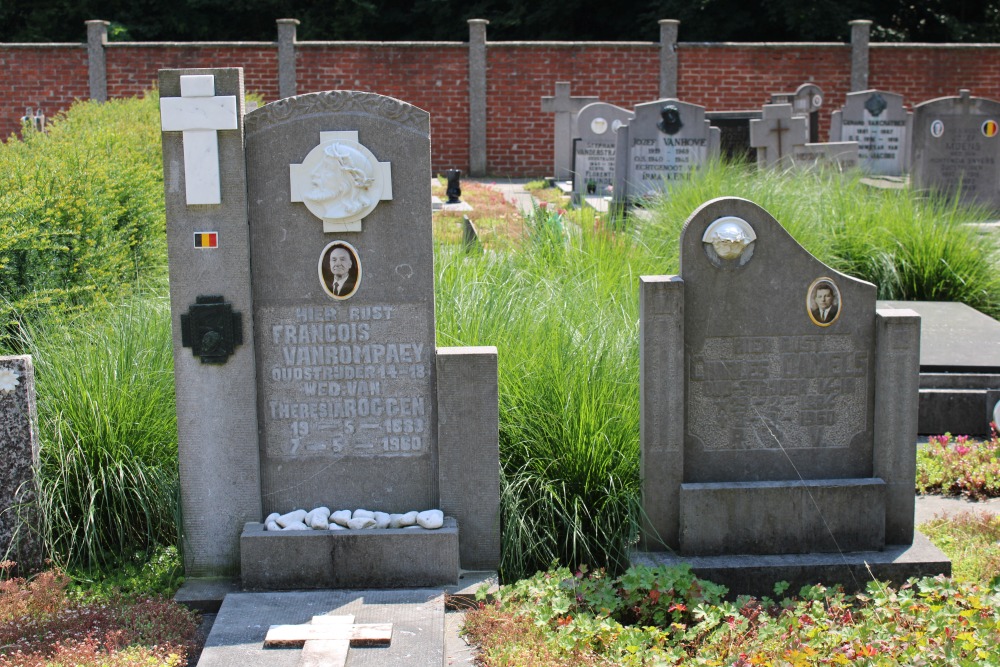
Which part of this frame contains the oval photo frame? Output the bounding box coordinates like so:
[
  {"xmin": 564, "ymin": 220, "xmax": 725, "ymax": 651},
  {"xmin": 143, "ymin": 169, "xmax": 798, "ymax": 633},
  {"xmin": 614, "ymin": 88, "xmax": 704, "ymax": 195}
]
[
  {"xmin": 319, "ymin": 241, "xmax": 362, "ymax": 300},
  {"xmin": 806, "ymin": 277, "xmax": 841, "ymax": 327}
]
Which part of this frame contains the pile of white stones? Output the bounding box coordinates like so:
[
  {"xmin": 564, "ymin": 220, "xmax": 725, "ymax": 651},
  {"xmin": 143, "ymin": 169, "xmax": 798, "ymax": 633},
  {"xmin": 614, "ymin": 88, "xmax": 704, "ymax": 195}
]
[{"xmin": 264, "ymin": 507, "xmax": 445, "ymax": 531}]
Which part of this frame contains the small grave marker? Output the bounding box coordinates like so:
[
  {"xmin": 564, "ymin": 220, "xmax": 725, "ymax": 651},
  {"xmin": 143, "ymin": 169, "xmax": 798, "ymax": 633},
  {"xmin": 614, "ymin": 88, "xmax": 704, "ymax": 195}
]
[
  {"xmin": 572, "ymin": 102, "xmax": 633, "ymax": 198},
  {"xmin": 749, "ymin": 104, "xmax": 808, "ymax": 168}
]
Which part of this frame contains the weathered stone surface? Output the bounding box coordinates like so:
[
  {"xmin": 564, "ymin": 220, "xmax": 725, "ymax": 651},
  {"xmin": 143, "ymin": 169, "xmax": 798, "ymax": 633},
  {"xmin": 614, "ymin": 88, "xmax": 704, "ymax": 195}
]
[
  {"xmin": 0, "ymin": 355, "xmax": 42, "ymax": 573},
  {"xmin": 572, "ymin": 102, "xmax": 633, "ymax": 197}
]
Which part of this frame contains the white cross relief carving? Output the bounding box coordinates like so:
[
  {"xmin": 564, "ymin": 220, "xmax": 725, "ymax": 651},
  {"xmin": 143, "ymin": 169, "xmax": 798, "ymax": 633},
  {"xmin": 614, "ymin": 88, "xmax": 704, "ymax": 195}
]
[
  {"xmin": 159, "ymin": 75, "xmax": 238, "ymax": 205},
  {"xmin": 290, "ymin": 131, "xmax": 393, "ymax": 233},
  {"xmin": 264, "ymin": 614, "xmax": 392, "ymax": 667}
]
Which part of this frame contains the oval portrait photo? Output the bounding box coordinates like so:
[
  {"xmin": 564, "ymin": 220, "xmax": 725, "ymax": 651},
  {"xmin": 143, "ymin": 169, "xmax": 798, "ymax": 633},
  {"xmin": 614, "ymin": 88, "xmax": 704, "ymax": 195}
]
[
  {"xmin": 319, "ymin": 241, "xmax": 362, "ymax": 300},
  {"xmin": 807, "ymin": 278, "xmax": 841, "ymax": 327}
]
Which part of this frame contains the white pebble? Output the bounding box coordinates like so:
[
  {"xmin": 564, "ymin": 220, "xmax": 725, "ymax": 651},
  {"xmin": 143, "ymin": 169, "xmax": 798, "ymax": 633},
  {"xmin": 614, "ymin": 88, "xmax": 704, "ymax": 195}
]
[
  {"xmin": 348, "ymin": 517, "xmax": 377, "ymax": 530},
  {"xmin": 265, "ymin": 521, "xmax": 279, "ymax": 531},
  {"xmin": 284, "ymin": 521, "xmax": 309, "ymax": 530},
  {"xmin": 331, "ymin": 510, "xmax": 352, "ymax": 526},
  {"xmin": 398, "ymin": 511, "xmax": 418, "ymax": 527},
  {"xmin": 373, "ymin": 512, "xmax": 391, "ymax": 529},
  {"xmin": 309, "ymin": 514, "xmax": 330, "ymax": 530},
  {"xmin": 353, "ymin": 509, "xmax": 375, "ymax": 519},
  {"xmin": 388, "ymin": 513, "xmax": 406, "ymax": 528},
  {"xmin": 264, "ymin": 513, "xmax": 280, "ymax": 524},
  {"xmin": 313, "ymin": 506, "xmax": 331, "ymax": 518},
  {"xmin": 329, "ymin": 523, "xmax": 346, "ymax": 531},
  {"xmin": 417, "ymin": 509, "xmax": 444, "ymax": 529},
  {"xmin": 276, "ymin": 509, "xmax": 308, "ymax": 528}
]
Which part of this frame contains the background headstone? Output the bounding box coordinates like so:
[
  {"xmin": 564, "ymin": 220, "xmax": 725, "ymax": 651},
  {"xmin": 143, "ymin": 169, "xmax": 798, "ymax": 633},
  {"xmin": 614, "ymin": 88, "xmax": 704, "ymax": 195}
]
[
  {"xmin": 749, "ymin": 103, "xmax": 808, "ymax": 168},
  {"xmin": 614, "ymin": 98, "xmax": 720, "ymax": 203},
  {"xmin": 912, "ymin": 89, "xmax": 1000, "ymax": 210},
  {"xmin": 0, "ymin": 355, "xmax": 42, "ymax": 574},
  {"xmin": 706, "ymin": 110, "xmax": 762, "ymax": 163},
  {"xmin": 541, "ymin": 82, "xmax": 598, "ymax": 181},
  {"xmin": 830, "ymin": 90, "xmax": 912, "ymax": 176},
  {"xmin": 771, "ymin": 83, "xmax": 823, "ymax": 142},
  {"xmin": 572, "ymin": 101, "xmax": 633, "ymax": 197}
]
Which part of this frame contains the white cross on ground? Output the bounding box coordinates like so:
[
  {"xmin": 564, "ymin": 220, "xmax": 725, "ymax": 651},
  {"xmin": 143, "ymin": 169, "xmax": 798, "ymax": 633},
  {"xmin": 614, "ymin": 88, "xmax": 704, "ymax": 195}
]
[
  {"xmin": 264, "ymin": 614, "xmax": 392, "ymax": 667},
  {"xmin": 160, "ymin": 74, "xmax": 238, "ymax": 205}
]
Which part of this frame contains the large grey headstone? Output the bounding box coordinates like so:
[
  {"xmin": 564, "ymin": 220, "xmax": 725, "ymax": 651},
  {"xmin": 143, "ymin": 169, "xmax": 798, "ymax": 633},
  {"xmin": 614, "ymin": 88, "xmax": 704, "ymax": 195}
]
[
  {"xmin": 830, "ymin": 90, "xmax": 912, "ymax": 176},
  {"xmin": 912, "ymin": 89, "xmax": 1000, "ymax": 210},
  {"xmin": 160, "ymin": 68, "xmax": 499, "ymax": 581},
  {"xmin": 614, "ymin": 98, "xmax": 720, "ymax": 203},
  {"xmin": 639, "ymin": 197, "xmax": 924, "ymax": 560},
  {"xmin": 0, "ymin": 355, "xmax": 42, "ymax": 573},
  {"xmin": 572, "ymin": 102, "xmax": 633, "ymax": 197}
]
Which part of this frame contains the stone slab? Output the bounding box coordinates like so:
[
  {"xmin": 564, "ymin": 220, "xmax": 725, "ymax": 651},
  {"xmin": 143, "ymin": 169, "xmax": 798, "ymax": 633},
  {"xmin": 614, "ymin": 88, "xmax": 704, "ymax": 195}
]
[
  {"xmin": 633, "ymin": 530, "xmax": 950, "ymax": 598},
  {"xmin": 174, "ymin": 577, "xmax": 241, "ymax": 613},
  {"xmin": 877, "ymin": 301, "xmax": 1000, "ymax": 372},
  {"xmin": 196, "ymin": 589, "xmax": 444, "ymax": 667},
  {"xmin": 679, "ymin": 479, "xmax": 886, "ymax": 555},
  {"xmin": 240, "ymin": 518, "xmax": 459, "ymax": 589},
  {"xmin": 444, "ymin": 570, "xmax": 499, "ymax": 608}
]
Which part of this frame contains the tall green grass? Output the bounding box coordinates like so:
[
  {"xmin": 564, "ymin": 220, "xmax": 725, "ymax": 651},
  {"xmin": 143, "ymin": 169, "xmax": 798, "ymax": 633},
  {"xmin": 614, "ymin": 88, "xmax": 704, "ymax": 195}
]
[{"xmin": 18, "ymin": 296, "xmax": 178, "ymax": 569}]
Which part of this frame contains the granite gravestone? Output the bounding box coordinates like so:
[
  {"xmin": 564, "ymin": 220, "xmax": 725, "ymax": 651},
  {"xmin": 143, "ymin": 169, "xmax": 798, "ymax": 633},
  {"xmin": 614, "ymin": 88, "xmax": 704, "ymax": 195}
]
[
  {"xmin": 912, "ymin": 89, "xmax": 1000, "ymax": 210},
  {"xmin": 635, "ymin": 197, "xmax": 949, "ymax": 594},
  {"xmin": 771, "ymin": 83, "xmax": 824, "ymax": 142},
  {"xmin": 749, "ymin": 104, "xmax": 808, "ymax": 168},
  {"xmin": 541, "ymin": 82, "xmax": 598, "ymax": 181},
  {"xmin": 572, "ymin": 102, "xmax": 633, "ymax": 198},
  {"xmin": 159, "ymin": 67, "xmax": 500, "ymax": 587},
  {"xmin": 830, "ymin": 90, "xmax": 912, "ymax": 176},
  {"xmin": 614, "ymin": 99, "xmax": 720, "ymax": 203},
  {"xmin": 0, "ymin": 355, "xmax": 42, "ymax": 573}
]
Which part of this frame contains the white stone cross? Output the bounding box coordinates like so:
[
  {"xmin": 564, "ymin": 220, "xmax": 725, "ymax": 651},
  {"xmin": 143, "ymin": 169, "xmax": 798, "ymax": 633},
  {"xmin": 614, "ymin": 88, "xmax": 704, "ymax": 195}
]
[
  {"xmin": 264, "ymin": 614, "xmax": 392, "ymax": 667},
  {"xmin": 160, "ymin": 74, "xmax": 238, "ymax": 205},
  {"xmin": 749, "ymin": 103, "xmax": 808, "ymax": 169}
]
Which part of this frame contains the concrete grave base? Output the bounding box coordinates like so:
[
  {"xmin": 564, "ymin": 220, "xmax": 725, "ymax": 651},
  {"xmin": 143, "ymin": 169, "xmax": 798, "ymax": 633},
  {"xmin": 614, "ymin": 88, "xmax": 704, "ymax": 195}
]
[
  {"xmin": 196, "ymin": 589, "xmax": 444, "ymax": 667},
  {"xmin": 241, "ymin": 518, "xmax": 460, "ymax": 590},
  {"xmin": 680, "ymin": 478, "xmax": 886, "ymax": 555},
  {"xmin": 632, "ymin": 530, "xmax": 951, "ymax": 598}
]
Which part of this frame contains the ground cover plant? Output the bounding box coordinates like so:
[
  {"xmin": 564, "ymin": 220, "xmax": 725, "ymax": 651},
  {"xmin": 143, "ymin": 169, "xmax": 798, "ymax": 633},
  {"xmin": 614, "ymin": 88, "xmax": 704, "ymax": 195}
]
[
  {"xmin": 917, "ymin": 430, "xmax": 1000, "ymax": 499},
  {"xmin": 0, "ymin": 561, "xmax": 198, "ymax": 667}
]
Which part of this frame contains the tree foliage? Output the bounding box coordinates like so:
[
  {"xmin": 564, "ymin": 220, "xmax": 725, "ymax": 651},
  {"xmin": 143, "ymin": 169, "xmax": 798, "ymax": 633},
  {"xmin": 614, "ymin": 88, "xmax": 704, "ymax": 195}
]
[{"xmin": 2, "ymin": 0, "xmax": 1000, "ymax": 43}]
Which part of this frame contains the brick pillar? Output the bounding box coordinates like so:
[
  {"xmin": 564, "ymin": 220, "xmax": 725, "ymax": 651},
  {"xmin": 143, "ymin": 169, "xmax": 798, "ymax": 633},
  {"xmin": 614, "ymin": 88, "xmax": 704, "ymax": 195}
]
[
  {"xmin": 468, "ymin": 19, "xmax": 489, "ymax": 176},
  {"xmin": 86, "ymin": 20, "xmax": 109, "ymax": 102},
  {"xmin": 659, "ymin": 19, "xmax": 679, "ymax": 99},
  {"xmin": 850, "ymin": 20, "xmax": 871, "ymax": 92},
  {"xmin": 277, "ymin": 18, "xmax": 299, "ymax": 99}
]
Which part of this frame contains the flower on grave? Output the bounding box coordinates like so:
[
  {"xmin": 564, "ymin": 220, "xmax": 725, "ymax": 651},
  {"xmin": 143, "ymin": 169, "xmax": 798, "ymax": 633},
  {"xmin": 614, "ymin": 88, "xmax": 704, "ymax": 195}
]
[{"xmin": 0, "ymin": 367, "xmax": 20, "ymax": 393}]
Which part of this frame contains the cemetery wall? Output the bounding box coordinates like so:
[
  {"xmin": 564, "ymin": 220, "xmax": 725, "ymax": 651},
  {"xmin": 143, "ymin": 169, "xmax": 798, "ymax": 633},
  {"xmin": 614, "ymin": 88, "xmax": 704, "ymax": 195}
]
[
  {"xmin": 869, "ymin": 45, "xmax": 1000, "ymax": 106},
  {"xmin": 487, "ymin": 43, "xmax": 659, "ymax": 174},
  {"xmin": 3, "ymin": 32, "xmax": 1000, "ymax": 176},
  {"xmin": 0, "ymin": 45, "xmax": 88, "ymax": 131},
  {"xmin": 297, "ymin": 43, "xmax": 470, "ymax": 175}
]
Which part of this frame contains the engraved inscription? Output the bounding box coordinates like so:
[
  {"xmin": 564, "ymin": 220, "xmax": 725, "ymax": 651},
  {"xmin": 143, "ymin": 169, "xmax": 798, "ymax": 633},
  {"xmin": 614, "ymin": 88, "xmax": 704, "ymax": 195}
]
[
  {"xmin": 261, "ymin": 304, "xmax": 431, "ymax": 458},
  {"xmin": 575, "ymin": 141, "xmax": 616, "ymax": 190},
  {"xmin": 925, "ymin": 123, "xmax": 998, "ymax": 198},
  {"xmin": 840, "ymin": 115, "xmax": 906, "ymax": 173},
  {"xmin": 629, "ymin": 135, "xmax": 708, "ymax": 196},
  {"xmin": 687, "ymin": 335, "xmax": 869, "ymax": 451}
]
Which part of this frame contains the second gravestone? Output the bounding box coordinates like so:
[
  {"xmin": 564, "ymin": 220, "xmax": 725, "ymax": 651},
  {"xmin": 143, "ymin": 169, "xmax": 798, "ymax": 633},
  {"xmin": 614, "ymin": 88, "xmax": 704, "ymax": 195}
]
[
  {"xmin": 634, "ymin": 197, "xmax": 950, "ymax": 594},
  {"xmin": 160, "ymin": 68, "xmax": 500, "ymax": 588},
  {"xmin": 912, "ymin": 89, "xmax": 1000, "ymax": 211},
  {"xmin": 572, "ymin": 102, "xmax": 633, "ymax": 199},
  {"xmin": 830, "ymin": 89, "xmax": 911, "ymax": 176}
]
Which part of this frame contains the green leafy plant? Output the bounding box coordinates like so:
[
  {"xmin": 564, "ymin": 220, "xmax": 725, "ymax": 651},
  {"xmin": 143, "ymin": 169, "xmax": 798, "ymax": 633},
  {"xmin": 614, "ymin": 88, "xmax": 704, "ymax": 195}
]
[{"xmin": 917, "ymin": 431, "xmax": 1000, "ymax": 499}]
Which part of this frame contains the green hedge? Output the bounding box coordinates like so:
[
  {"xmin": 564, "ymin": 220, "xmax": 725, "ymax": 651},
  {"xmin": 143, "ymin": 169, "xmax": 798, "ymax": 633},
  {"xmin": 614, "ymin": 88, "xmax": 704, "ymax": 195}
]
[{"xmin": 0, "ymin": 94, "xmax": 166, "ymax": 346}]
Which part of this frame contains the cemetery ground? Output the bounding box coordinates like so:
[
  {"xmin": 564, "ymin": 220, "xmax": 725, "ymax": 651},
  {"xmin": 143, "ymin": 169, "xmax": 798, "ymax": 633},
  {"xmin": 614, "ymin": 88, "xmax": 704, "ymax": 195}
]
[{"xmin": 6, "ymin": 96, "xmax": 1000, "ymax": 666}]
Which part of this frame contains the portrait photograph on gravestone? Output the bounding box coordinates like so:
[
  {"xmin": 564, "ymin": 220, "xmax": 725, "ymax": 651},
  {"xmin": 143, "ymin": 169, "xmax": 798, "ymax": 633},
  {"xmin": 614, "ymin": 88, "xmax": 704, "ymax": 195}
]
[{"xmin": 319, "ymin": 241, "xmax": 361, "ymax": 300}]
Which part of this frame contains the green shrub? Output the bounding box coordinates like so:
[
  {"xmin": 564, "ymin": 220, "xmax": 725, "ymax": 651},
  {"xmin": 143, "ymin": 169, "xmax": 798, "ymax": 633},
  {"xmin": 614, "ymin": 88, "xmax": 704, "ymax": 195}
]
[{"xmin": 0, "ymin": 94, "xmax": 166, "ymax": 348}]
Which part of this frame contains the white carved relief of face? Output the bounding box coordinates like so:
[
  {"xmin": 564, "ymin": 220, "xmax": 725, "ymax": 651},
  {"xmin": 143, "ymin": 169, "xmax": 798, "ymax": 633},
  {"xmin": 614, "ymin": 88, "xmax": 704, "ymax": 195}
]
[
  {"xmin": 329, "ymin": 247, "xmax": 353, "ymax": 279},
  {"xmin": 304, "ymin": 143, "xmax": 375, "ymax": 217}
]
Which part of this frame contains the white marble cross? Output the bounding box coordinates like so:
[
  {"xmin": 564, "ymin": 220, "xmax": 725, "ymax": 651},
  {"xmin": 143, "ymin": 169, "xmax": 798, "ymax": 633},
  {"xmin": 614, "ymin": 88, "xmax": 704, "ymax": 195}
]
[
  {"xmin": 264, "ymin": 614, "xmax": 392, "ymax": 667},
  {"xmin": 160, "ymin": 75, "xmax": 238, "ymax": 205}
]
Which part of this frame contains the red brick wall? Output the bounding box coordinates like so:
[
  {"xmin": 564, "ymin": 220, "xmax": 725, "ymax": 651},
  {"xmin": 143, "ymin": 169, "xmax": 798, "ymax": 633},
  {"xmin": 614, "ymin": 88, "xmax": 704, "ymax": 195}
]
[
  {"xmin": 2, "ymin": 39, "xmax": 1000, "ymax": 176},
  {"xmin": 105, "ymin": 44, "xmax": 279, "ymax": 101},
  {"xmin": 679, "ymin": 44, "xmax": 852, "ymax": 141},
  {"xmin": 297, "ymin": 44, "xmax": 468, "ymax": 174},
  {"xmin": 870, "ymin": 45, "xmax": 1000, "ymax": 106},
  {"xmin": 485, "ymin": 44, "xmax": 659, "ymax": 176},
  {"xmin": 0, "ymin": 45, "xmax": 88, "ymax": 139}
]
